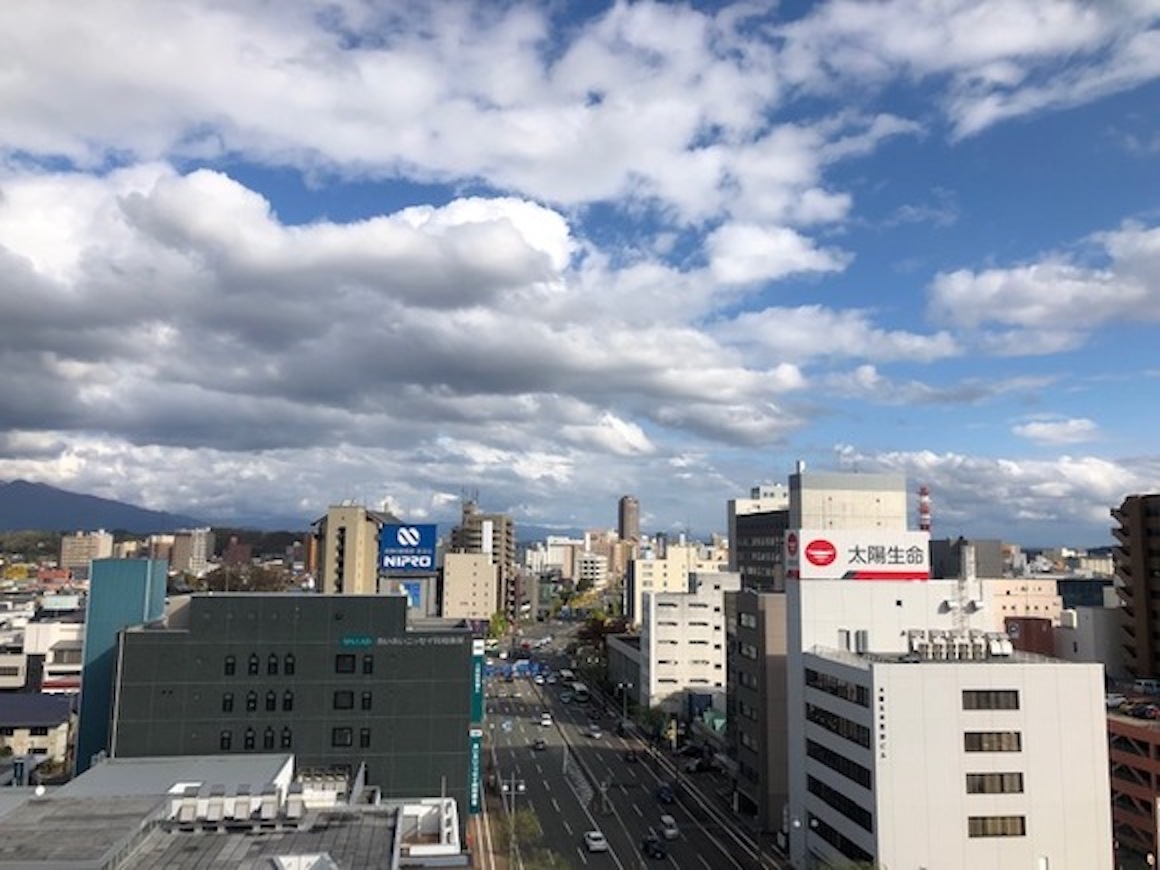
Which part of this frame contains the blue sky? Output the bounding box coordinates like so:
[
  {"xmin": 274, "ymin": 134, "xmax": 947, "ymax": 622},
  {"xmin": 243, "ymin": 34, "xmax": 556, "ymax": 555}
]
[{"xmin": 0, "ymin": 0, "xmax": 1158, "ymax": 546}]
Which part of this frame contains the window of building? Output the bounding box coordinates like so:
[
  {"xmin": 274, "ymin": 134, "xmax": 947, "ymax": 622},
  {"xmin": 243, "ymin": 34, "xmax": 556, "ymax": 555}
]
[
  {"xmin": 739, "ymin": 643, "xmax": 758, "ymax": 660},
  {"xmin": 284, "ymin": 654, "xmax": 296, "ymax": 675},
  {"xmin": 283, "ymin": 691, "xmax": 294, "ymax": 712},
  {"xmin": 0, "ymin": 727, "xmax": 13, "ymax": 736},
  {"xmin": 281, "ymin": 727, "xmax": 292, "ymax": 749},
  {"xmin": 361, "ymin": 692, "xmax": 373, "ymax": 711},
  {"xmin": 362, "ymin": 654, "xmax": 374, "ymax": 675},
  {"xmin": 248, "ymin": 654, "xmax": 260, "ymax": 676},
  {"xmin": 222, "ymin": 693, "xmax": 234, "ymax": 713},
  {"xmin": 332, "ymin": 727, "xmax": 354, "ymax": 748},
  {"xmin": 244, "ymin": 727, "xmax": 256, "ymax": 751},
  {"xmin": 968, "ymin": 816, "xmax": 1026, "ymax": 837},
  {"xmin": 807, "ymin": 739, "xmax": 872, "ymax": 790},
  {"xmin": 264, "ymin": 727, "xmax": 275, "ymax": 750},
  {"xmin": 224, "ymin": 655, "xmax": 236, "ymax": 676},
  {"xmin": 966, "ymin": 772, "xmax": 1024, "ymax": 794},
  {"xmin": 29, "ymin": 726, "xmax": 49, "ymax": 737},
  {"xmin": 962, "ymin": 690, "xmax": 1020, "ymax": 711},
  {"xmin": 808, "ymin": 775, "xmax": 873, "ymax": 833},
  {"xmin": 334, "ymin": 690, "xmax": 354, "ymax": 710},
  {"xmin": 806, "ymin": 668, "xmax": 871, "ymax": 707},
  {"xmin": 805, "ymin": 703, "xmax": 871, "ymax": 749},
  {"xmin": 265, "ymin": 691, "xmax": 277, "ymax": 712},
  {"xmin": 267, "ymin": 654, "xmax": 279, "ymax": 676},
  {"xmin": 964, "ymin": 731, "xmax": 1022, "ymax": 752},
  {"xmin": 335, "ymin": 654, "xmax": 356, "ymax": 673},
  {"xmin": 810, "ymin": 814, "xmax": 874, "ymax": 862},
  {"xmin": 246, "ymin": 691, "xmax": 258, "ymax": 712},
  {"xmin": 360, "ymin": 728, "xmax": 371, "ymax": 748},
  {"xmin": 220, "ymin": 730, "xmax": 232, "ymax": 751}
]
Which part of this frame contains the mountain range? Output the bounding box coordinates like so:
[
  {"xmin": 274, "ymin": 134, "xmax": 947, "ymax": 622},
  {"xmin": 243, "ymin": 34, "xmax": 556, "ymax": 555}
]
[{"xmin": 0, "ymin": 480, "xmax": 207, "ymax": 533}]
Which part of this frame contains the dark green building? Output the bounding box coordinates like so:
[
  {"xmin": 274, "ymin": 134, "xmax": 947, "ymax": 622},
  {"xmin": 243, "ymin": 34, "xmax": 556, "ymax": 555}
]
[{"xmin": 110, "ymin": 594, "xmax": 474, "ymax": 808}]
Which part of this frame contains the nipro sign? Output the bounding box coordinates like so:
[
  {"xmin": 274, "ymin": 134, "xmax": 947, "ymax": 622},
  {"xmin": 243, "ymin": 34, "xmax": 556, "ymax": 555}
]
[
  {"xmin": 380, "ymin": 524, "xmax": 437, "ymax": 573},
  {"xmin": 786, "ymin": 529, "xmax": 930, "ymax": 581}
]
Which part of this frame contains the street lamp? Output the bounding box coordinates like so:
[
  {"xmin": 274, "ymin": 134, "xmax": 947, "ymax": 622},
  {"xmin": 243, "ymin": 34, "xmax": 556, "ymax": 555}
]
[{"xmin": 617, "ymin": 681, "xmax": 634, "ymax": 724}]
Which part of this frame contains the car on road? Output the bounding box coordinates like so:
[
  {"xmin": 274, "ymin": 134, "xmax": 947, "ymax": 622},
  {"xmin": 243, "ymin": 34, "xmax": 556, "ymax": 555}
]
[
  {"xmin": 532, "ymin": 738, "xmax": 547, "ymax": 751},
  {"xmin": 623, "ymin": 749, "xmax": 639, "ymax": 763},
  {"xmin": 546, "ymin": 674, "xmax": 557, "ymax": 684},
  {"xmin": 642, "ymin": 833, "xmax": 667, "ymax": 859},
  {"xmin": 560, "ymin": 691, "xmax": 574, "ymax": 704},
  {"xmin": 659, "ymin": 814, "xmax": 679, "ymax": 840},
  {"xmin": 533, "ymin": 674, "xmax": 545, "ymax": 685},
  {"xmin": 540, "ymin": 712, "xmax": 553, "ymax": 727},
  {"xmin": 683, "ymin": 757, "xmax": 714, "ymax": 773},
  {"xmin": 586, "ymin": 724, "xmax": 603, "ymax": 739},
  {"xmin": 656, "ymin": 783, "xmax": 675, "ymax": 804},
  {"xmin": 583, "ymin": 830, "xmax": 609, "ymax": 853}
]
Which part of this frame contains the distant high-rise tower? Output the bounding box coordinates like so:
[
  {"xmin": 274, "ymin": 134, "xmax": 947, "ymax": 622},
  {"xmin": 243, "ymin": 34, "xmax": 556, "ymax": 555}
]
[
  {"xmin": 618, "ymin": 495, "xmax": 640, "ymax": 542},
  {"xmin": 450, "ymin": 501, "xmax": 517, "ymax": 619},
  {"xmin": 312, "ymin": 504, "xmax": 397, "ymax": 595}
]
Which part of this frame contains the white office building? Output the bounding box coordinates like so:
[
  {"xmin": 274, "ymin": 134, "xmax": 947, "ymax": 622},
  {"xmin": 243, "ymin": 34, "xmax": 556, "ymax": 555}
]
[
  {"xmin": 787, "ymin": 577, "xmax": 1113, "ymax": 870},
  {"xmin": 640, "ymin": 571, "xmax": 739, "ymax": 714},
  {"xmin": 626, "ymin": 543, "xmax": 728, "ymax": 626}
]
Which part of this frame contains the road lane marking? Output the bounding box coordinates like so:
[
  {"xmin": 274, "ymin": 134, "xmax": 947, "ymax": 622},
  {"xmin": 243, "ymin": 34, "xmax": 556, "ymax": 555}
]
[
  {"xmin": 563, "ymin": 819, "xmax": 573, "ymax": 835},
  {"xmin": 551, "ymin": 797, "xmax": 560, "ymax": 813},
  {"xmin": 632, "ymin": 804, "xmax": 642, "ymax": 817}
]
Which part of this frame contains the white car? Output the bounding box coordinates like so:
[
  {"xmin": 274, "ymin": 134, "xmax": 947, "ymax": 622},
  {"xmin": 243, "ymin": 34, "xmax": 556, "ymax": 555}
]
[
  {"xmin": 659, "ymin": 814, "xmax": 679, "ymax": 840},
  {"xmin": 540, "ymin": 712, "xmax": 553, "ymax": 727},
  {"xmin": 583, "ymin": 830, "xmax": 609, "ymax": 852},
  {"xmin": 533, "ymin": 674, "xmax": 545, "ymax": 685}
]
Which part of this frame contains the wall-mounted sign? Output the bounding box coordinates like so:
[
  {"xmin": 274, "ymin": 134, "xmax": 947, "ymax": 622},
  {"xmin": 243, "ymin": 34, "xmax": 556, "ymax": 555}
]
[
  {"xmin": 786, "ymin": 529, "xmax": 930, "ymax": 581},
  {"xmin": 380, "ymin": 524, "xmax": 437, "ymax": 573}
]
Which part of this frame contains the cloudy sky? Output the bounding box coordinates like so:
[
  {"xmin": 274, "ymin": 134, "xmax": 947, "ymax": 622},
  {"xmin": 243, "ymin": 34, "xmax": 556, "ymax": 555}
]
[{"xmin": 1, "ymin": 1, "xmax": 1159, "ymax": 545}]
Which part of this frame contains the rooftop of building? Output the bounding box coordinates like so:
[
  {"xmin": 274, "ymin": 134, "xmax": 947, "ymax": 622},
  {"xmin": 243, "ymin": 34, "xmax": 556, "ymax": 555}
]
[
  {"xmin": 0, "ymin": 692, "xmax": 72, "ymax": 727},
  {"xmin": 810, "ymin": 642, "xmax": 1070, "ymax": 669},
  {"xmin": 57, "ymin": 754, "xmax": 293, "ymax": 799}
]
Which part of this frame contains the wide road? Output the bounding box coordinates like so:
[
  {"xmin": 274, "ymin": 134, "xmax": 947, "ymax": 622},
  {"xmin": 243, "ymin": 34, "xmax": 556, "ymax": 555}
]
[{"xmin": 486, "ymin": 662, "xmax": 786, "ymax": 869}]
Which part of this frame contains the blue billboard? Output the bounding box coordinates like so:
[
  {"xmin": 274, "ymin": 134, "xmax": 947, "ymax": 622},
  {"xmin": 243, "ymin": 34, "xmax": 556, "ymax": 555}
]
[{"xmin": 379, "ymin": 524, "xmax": 437, "ymax": 573}]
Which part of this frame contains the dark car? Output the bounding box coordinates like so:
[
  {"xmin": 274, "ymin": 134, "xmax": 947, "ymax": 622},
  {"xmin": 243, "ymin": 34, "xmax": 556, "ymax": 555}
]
[
  {"xmin": 656, "ymin": 784, "xmax": 675, "ymax": 804},
  {"xmin": 642, "ymin": 833, "xmax": 667, "ymax": 859},
  {"xmin": 623, "ymin": 749, "xmax": 639, "ymax": 763},
  {"xmin": 533, "ymin": 738, "xmax": 547, "ymax": 750}
]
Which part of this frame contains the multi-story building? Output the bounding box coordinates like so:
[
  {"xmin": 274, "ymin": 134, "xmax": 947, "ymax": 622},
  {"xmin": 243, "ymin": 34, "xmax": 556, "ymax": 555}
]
[
  {"xmin": 109, "ymin": 594, "xmax": 474, "ymax": 806},
  {"xmin": 575, "ymin": 551, "xmax": 609, "ymax": 590},
  {"xmin": 930, "ymin": 537, "xmax": 1005, "ymax": 579},
  {"xmin": 980, "ymin": 577, "xmax": 1065, "ymax": 629},
  {"xmin": 311, "ymin": 504, "xmax": 397, "ymax": 595},
  {"xmin": 626, "ymin": 543, "xmax": 728, "ymax": 626},
  {"xmin": 786, "ymin": 577, "xmax": 1112, "ymax": 869},
  {"xmin": 449, "ymin": 501, "xmax": 517, "ymax": 619},
  {"xmin": 789, "ymin": 466, "xmax": 908, "ymax": 530},
  {"xmin": 1113, "ymin": 494, "xmax": 1160, "ymax": 678},
  {"xmin": 640, "ymin": 571, "xmax": 738, "ymax": 715},
  {"xmin": 618, "ymin": 495, "xmax": 640, "ymax": 543},
  {"xmin": 76, "ymin": 558, "xmax": 168, "ymax": 773},
  {"xmin": 171, "ymin": 527, "xmax": 214, "ymax": 578},
  {"xmin": 440, "ymin": 551, "xmax": 500, "ymax": 621},
  {"xmin": 0, "ymin": 693, "xmax": 74, "ymax": 767},
  {"xmin": 1108, "ymin": 710, "xmax": 1160, "ymax": 858},
  {"xmin": 729, "ymin": 484, "xmax": 790, "ymax": 591},
  {"xmin": 59, "ymin": 530, "xmax": 114, "ymax": 577},
  {"xmin": 726, "ymin": 589, "xmax": 789, "ymax": 832}
]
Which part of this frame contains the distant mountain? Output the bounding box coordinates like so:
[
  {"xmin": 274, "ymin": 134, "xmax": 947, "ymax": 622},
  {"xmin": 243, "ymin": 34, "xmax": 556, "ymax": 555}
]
[{"xmin": 0, "ymin": 480, "xmax": 207, "ymax": 533}]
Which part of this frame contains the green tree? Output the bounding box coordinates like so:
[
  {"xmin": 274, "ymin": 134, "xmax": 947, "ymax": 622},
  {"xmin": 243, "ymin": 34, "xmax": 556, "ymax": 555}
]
[{"xmin": 488, "ymin": 611, "xmax": 509, "ymax": 639}]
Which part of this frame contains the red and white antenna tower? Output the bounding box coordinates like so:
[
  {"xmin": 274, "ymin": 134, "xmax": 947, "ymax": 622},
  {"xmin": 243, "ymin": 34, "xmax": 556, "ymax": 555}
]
[{"xmin": 918, "ymin": 485, "xmax": 932, "ymax": 533}]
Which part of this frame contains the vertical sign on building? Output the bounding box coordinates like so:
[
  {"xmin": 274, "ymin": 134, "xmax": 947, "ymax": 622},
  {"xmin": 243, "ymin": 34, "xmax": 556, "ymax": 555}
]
[
  {"xmin": 468, "ymin": 727, "xmax": 483, "ymax": 814},
  {"xmin": 470, "ymin": 639, "xmax": 485, "ymax": 722}
]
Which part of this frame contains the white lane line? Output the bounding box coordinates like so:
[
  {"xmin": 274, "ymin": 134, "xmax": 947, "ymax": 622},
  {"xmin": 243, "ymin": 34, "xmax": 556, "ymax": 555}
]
[
  {"xmin": 543, "ymin": 779, "xmax": 551, "ymax": 792},
  {"xmin": 551, "ymin": 797, "xmax": 561, "ymax": 813},
  {"xmin": 576, "ymin": 846, "xmax": 587, "ymax": 865},
  {"xmin": 563, "ymin": 819, "xmax": 573, "ymax": 836},
  {"xmin": 698, "ymin": 856, "xmax": 712, "ymax": 870},
  {"xmin": 632, "ymin": 804, "xmax": 642, "ymax": 817}
]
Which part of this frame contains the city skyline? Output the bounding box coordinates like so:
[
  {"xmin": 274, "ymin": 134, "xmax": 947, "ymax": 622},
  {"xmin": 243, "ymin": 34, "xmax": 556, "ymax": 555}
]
[{"xmin": 1, "ymin": 2, "xmax": 1159, "ymax": 546}]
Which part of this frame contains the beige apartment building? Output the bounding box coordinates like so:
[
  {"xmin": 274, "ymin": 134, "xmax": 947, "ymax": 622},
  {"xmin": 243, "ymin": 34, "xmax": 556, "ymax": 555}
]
[
  {"xmin": 440, "ymin": 551, "xmax": 500, "ymax": 621},
  {"xmin": 59, "ymin": 530, "xmax": 114, "ymax": 575}
]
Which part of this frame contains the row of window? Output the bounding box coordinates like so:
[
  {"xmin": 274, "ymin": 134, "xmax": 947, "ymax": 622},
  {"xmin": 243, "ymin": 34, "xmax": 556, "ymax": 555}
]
[
  {"xmin": 808, "ymin": 775, "xmax": 873, "ymax": 833},
  {"xmin": 0, "ymin": 726, "xmax": 51, "ymax": 736},
  {"xmin": 224, "ymin": 654, "xmax": 296, "ymax": 677},
  {"xmin": 220, "ymin": 726, "xmax": 292, "ymax": 751},
  {"xmin": 738, "ymin": 612, "xmax": 758, "ymax": 629},
  {"xmin": 964, "ymin": 730, "xmax": 1022, "ymax": 752},
  {"xmin": 968, "ymin": 815, "xmax": 1026, "ymax": 838},
  {"xmin": 809, "ymin": 813, "xmax": 874, "ymax": 863},
  {"xmin": 805, "ymin": 703, "xmax": 871, "ymax": 749},
  {"xmin": 966, "ymin": 772, "xmax": 1024, "ymax": 794},
  {"xmin": 962, "ymin": 689, "xmax": 1019, "ymax": 711},
  {"xmin": 223, "ymin": 691, "xmax": 294, "ymax": 713},
  {"xmin": 806, "ymin": 668, "xmax": 870, "ymax": 708},
  {"xmin": 806, "ymin": 739, "xmax": 872, "ymax": 790},
  {"xmin": 222, "ymin": 653, "xmax": 378, "ymax": 677}
]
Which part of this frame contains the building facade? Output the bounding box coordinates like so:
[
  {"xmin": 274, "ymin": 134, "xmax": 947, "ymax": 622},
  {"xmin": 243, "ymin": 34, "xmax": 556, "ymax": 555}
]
[
  {"xmin": 618, "ymin": 495, "xmax": 640, "ymax": 543},
  {"xmin": 449, "ymin": 501, "xmax": 517, "ymax": 620},
  {"xmin": 75, "ymin": 558, "xmax": 167, "ymax": 774},
  {"xmin": 640, "ymin": 571, "xmax": 739, "ymax": 715},
  {"xmin": 1114, "ymin": 494, "xmax": 1160, "ymax": 678},
  {"xmin": 312, "ymin": 504, "xmax": 396, "ymax": 595},
  {"xmin": 789, "ymin": 468, "xmax": 908, "ymax": 531},
  {"xmin": 726, "ymin": 589, "xmax": 789, "ymax": 833},
  {"xmin": 110, "ymin": 594, "xmax": 474, "ymax": 807},
  {"xmin": 59, "ymin": 530, "xmax": 114, "ymax": 576},
  {"xmin": 626, "ymin": 543, "xmax": 728, "ymax": 626},
  {"xmin": 440, "ymin": 551, "xmax": 500, "ymax": 621}
]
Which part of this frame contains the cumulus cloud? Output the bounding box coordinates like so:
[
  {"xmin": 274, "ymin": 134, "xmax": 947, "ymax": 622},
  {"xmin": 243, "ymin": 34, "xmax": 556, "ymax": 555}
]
[{"xmin": 1013, "ymin": 417, "xmax": 1100, "ymax": 445}]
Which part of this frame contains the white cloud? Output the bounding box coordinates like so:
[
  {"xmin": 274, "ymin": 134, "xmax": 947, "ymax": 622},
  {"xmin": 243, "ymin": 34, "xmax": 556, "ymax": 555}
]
[
  {"xmin": 707, "ymin": 223, "xmax": 851, "ymax": 284},
  {"xmin": 1013, "ymin": 417, "xmax": 1100, "ymax": 445},
  {"xmin": 714, "ymin": 305, "xmax": 959, "ymax": 364}
]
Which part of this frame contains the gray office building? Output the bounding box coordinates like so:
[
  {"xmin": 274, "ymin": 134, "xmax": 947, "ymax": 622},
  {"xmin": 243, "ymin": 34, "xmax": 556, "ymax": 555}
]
[{"xmin": 110, "ymin": 594, "xmax": 475, "ymax": 809}]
